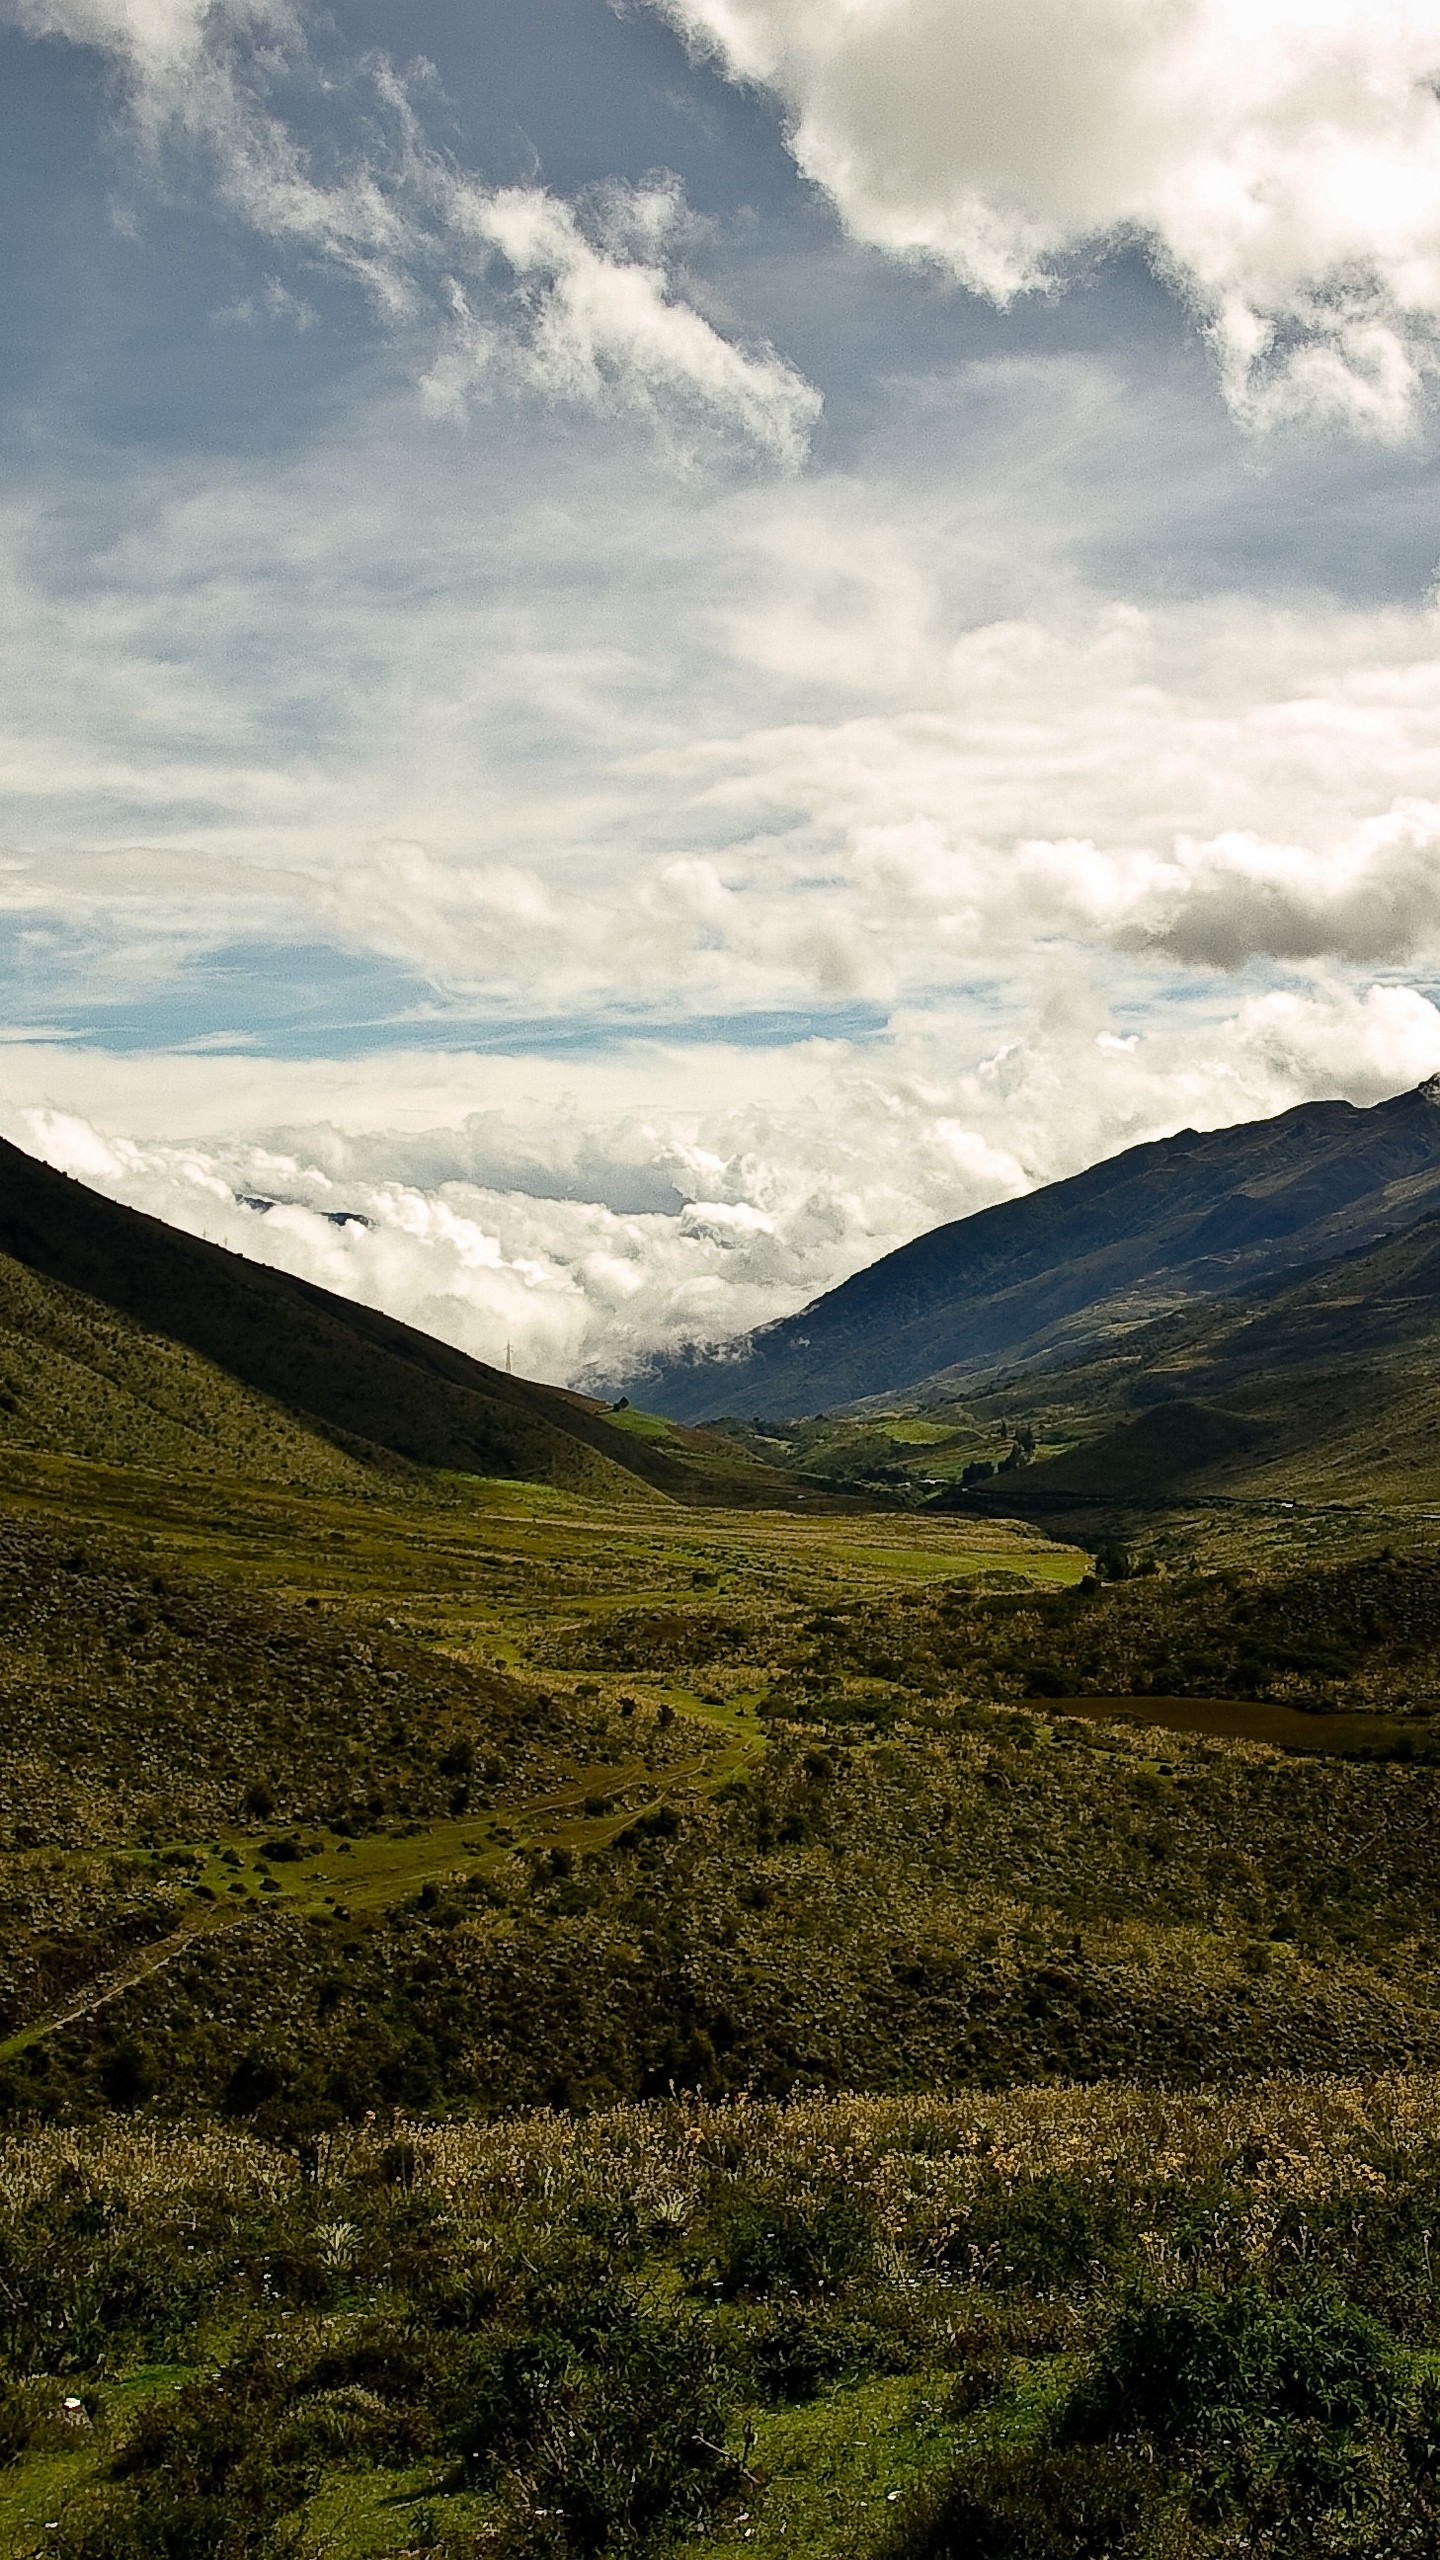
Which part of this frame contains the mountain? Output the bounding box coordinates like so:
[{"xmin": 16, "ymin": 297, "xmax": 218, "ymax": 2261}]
[
  {"xmin": 0, "ymin": 1135, "xmax": 797, "ymax": 1506},
  {"xmin": 634, "ymin": 1079, "xmax": 1440, "ymax": 1421},
  {"xmin": 945, "ymin": 1201, "xmax": 1440, "ymax": 1518}
]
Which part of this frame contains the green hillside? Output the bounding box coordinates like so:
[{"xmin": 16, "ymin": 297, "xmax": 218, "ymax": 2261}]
[
  {"xmin": 930, "ymin": 1207, "xmax": 1440, "ymax": 1524},
  {"xmin": 0, "ymin": 1136, "xmax": 806, "ymax": 1507},
  {"xmin": 0, "ymin": 1246, "xmax": 386, "ymax": 1495}
]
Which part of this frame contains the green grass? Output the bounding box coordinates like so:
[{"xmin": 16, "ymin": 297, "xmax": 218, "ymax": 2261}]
[
  {"xmin": 704, "ymin": 2373, "xmax": 960, "ymax": 2559},
  {"xmin": 8, "ymin": 2084, "xmax": 1440, "ymax": 2556},
  {"xmin": 0, "ymin": 2365, "xmax": 192, "ymax": 2556}
]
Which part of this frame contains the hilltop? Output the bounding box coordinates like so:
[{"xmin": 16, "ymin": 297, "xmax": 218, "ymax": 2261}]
[{"xmin": 633, "ymin": 1079, "xmax": 1440, "ymax": 1421}]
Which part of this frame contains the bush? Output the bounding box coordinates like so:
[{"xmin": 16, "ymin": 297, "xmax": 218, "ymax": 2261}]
[
  {"xmin": 686, "ymin": 2178, "xmax": 876, "ymax": 2300},
  {"xmin": 940, "ymin": 2173, "xmax": 1134, "ymax": 2294},
  {"xmin": 53, "ymin": 2350, "xmax": 314, "ymax": 2558},
  {"xmin": 888, "ymin": 2279, "xmax": 1440, "ymax": 2560},
  {"xmin": 504, "ymin": 2306, "xmax": 730, "ymax": 2556}
]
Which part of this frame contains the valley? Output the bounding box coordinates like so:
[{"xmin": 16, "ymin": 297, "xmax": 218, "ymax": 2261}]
[{"xmin": 6, "ymin": 1122, "xmax": 1440, "ymax": 2554}]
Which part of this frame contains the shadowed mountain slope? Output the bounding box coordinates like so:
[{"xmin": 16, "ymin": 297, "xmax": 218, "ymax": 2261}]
[
  {"xmin": 0, "ymin": 1136, "xmax": 793, "ymax": 1505},
  {"xmin": 946, "ymin": 1207, "xmax": 1440, "ymax": 1516},
  {"xmin": 635, "ymin": 1080, "xmax": 1440, "ymax": 1421}
]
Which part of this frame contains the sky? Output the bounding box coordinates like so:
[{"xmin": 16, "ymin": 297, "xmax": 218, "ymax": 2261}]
[{"xmin": 6, "ymin": 0, "xmax": 1440, "ymax": 1385}]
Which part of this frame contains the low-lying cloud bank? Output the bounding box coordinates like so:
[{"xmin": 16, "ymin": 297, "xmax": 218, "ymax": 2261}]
[{"xmin": 7, "ymin": 975, "xmax": 1438, "ymax": 1392}]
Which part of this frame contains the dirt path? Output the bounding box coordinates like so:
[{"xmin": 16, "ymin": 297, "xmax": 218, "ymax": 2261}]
[{"xmin": 5, "ymin": 1915, "xmax": 218, "ymax": 2055}]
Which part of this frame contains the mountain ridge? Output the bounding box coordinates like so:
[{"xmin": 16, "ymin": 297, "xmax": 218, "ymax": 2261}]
[{"xmin": 634, "ymin": 1080, "xmax": 1440, "ymax": 1421}]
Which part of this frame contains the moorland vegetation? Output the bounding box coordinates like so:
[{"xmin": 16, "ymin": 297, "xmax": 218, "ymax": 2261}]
[{"xmin": 5, "ymin": 1127, "xmax": 1440, "ymax": 2553}]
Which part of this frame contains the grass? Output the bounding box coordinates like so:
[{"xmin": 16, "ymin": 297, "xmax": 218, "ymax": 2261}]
[
  {"xmin": 6, "ymin": 2081, "xmax": 1440, "ymax": 2554},
  {"xmin": 0, "ymin": 2364, "xmax": 192, "ymax": 2557},
  {"xmin": 702, "ymin": 2372, "xmax": 959, "ymax": 2559},
  {"xmin": 19, "ymin": 1458, "xmax": 1440, "ymax": 2129},
  {"xmin": 24, "ymin": 1132, "xmax": 1440, "ymax": 2546},
  {"xmin": 0, "ymin": 1449, "xmax": 1112, "ymax": 2122},
  {"xmin": 18, "ymin": 1215, "xmax": 1440, "ymax": 2546}
]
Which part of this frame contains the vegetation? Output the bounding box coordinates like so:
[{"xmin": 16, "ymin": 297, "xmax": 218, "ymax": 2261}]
[
  {"xmin": 11, "ymin": 1141, "xmax": 1440, "ymax": 2548},
  {"xmin": 7, "ymin": 2083, "xmax": 1440, "ymax": 2555}
]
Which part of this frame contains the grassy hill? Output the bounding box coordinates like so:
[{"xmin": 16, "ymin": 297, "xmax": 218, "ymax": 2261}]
[
  {"xmin": 7, "ymin": 1454, "xmax": 1440, "ymax": 2131},
  {"xmin": 634, "ymin": 1078, "xmax": 1440, "ymax": 1421},
  {"xmin": 0, "ymin": 1135, "xmax": 803, "ymax": 1508},
  {"xmin": 933, "ymin": 1207, "xmax": 1440, "ymax": 1523}
]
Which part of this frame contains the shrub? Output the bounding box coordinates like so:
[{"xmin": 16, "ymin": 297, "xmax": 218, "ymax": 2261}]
[
  {"xmin": 686, "ymin": 2177, "xmax": 876, "ymax": 2300},
  {"xmin": 888, "ymin": 2279, "xmax": 1440, "ymax": 2560},
  {"xmin": 504, "ymin": 2306, "xmax": 730, "ymax": 2556}
]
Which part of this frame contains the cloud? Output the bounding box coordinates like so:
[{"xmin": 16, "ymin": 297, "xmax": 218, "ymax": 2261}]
[
  {"xmin": 425, "ymin": 177, "xmax": 819, "ymax": 460},
  {"xmin": 1107, "ymin": 800, "xmax": 1440, "ymax": 966},
  {"xmin": 4, "ymin": 0, "xmax": 818, "ymax": 463},
  {"xmin": 654, "ymin": 0, "xmax": 1440, "ymax": 433},
  {"xmin": 8, "ymin": 0, "xmax": 238, "ymax": 62},
  {"xmin": 8, "ymin": 972, "xmax": 1439, "ymax": 1386},
  {"xmin": 9, "ymin": 393, "xmax": 1440, "ymax": 1032}
]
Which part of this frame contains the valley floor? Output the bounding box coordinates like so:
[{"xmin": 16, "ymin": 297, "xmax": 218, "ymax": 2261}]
[{"xmin": 9, "ymin": 1438, "xmax": 1440, "ymax": 2552}]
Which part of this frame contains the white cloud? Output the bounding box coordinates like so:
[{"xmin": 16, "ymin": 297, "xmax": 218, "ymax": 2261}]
[
  {"xmin": 9, "ymin": 1, "xmax": 1440, "ymax": 1393},
  {"xmin": 3, "ymin": 0, "xmax": 818, "ymax": 463},
  {"xmin": 6, "ymin": 972, "xmax": 1438, "ymax": 1386},
  {"xmin": 425, "ymin": 178, "xmax": 819, "ymax": 461},
  {"xmin": 8, "ymin": 0, "xmax": 239, "ymax": 62},
  {"xmin": 10, "ymin": 395, "xmax": 1440, "ymax": 1036},
  {"xmin": 12, "ymin": 409, "xmax": 1440, "ymax": 1018},
  {"xmin": 1105, "ymin": 800, "xmax": 1440, "ymax": 966},
  {"xmin": 654, "ymin": 0, "xmax": 1440, "ymax": 432}
]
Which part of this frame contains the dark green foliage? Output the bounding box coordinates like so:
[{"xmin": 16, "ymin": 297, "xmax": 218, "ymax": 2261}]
[
  {"xmin": 0, "ymin": 1507, "xmax": 591, "ymax": 1857},
  {"xmin": 889, "ymin": 2280, "xmax": 1440, "ymax": 2559},
  {"xmin": 888, "ymin": 2442, "xmax": 1158, "ymax": 2560},
  {"xmin": 55, "ymin": 2352, "xmax": 314, "ymax": 2559},
  {"xmin": 940, "ymin": 2173, "xmax": 1131, "ymax": 2294},
  {"xmin": 686, "ymin": 2178, "xmax": 876, "ymax": 2300},
  {"xmin": 491, "ymin": 2303, "xmax": 728, "ymax": 2553},
  {"xmin": 11, "ymin": 2095, "xmax": 1440, "ymax": 2554},
  {"xmin": 1075, "ymin": 2279, "xmax": 1401, "ymax": 2448}
]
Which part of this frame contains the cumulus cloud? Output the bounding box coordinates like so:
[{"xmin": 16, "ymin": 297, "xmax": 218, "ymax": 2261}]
[
  {"xmin": 654, "ymin": 0, "xmax": 1440, "ymax": 433},
  {"xmin": 841, "ymin": 797, "xmax": 1440, "ymax": 976},
  {"xmin": 4, "ymin": 0, "xmax": 818, "ymax": 462},
  {"xmin": 8, "ymin": 973, "xmax": 1439, "ymax": 1386},
  {"xmin": 1106, "ymin": 800, "xmax": 1440, "ymax": 966}
]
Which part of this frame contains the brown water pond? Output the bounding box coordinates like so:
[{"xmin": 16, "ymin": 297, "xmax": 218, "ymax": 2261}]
[{"xmin": 1045, "ymin": 1696, "xmax": 1431, "ymax": 1757}]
